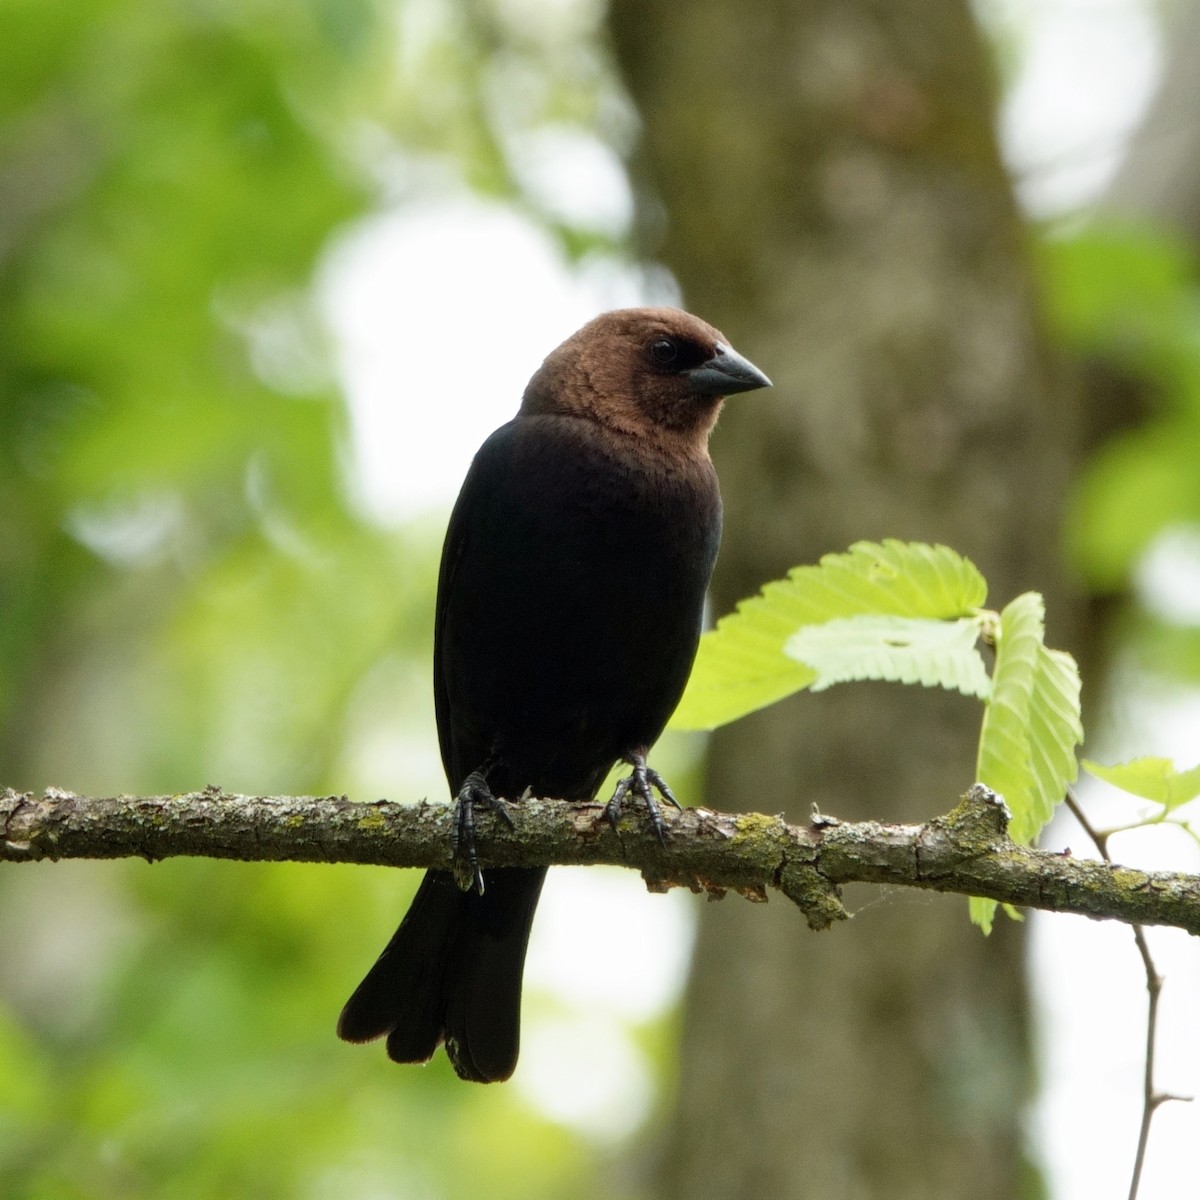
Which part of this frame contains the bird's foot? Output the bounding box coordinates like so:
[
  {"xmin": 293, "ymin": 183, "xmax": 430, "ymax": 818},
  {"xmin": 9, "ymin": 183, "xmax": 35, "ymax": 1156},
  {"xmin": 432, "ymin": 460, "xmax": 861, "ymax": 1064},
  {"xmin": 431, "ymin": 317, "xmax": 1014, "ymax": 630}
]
[
  {"xmin": 603, "ymin": 751, "xmax": 682, "ymax": 847},
  {"xmin": 451, "ymin": 770, "xmax": 513, "ymax": 895}
]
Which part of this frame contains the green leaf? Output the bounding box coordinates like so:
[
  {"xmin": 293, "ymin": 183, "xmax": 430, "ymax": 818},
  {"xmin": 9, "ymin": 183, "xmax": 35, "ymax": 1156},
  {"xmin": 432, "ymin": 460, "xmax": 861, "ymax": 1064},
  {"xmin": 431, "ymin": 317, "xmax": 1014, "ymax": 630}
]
[
  {"xmin": 976, "ymin": 594, "xmax": 1045, "ymax": 832},
  {"xmin": 975, "ymin": 593, "xmax": 1083, "ymax": 841},
  {"xmin": 972, "ymin": 593, "xmax": 1083, "ymax": 929},
  {"xmin": 785, "ymin": 615, "xmax": 991, "ymax": 697},
  {"xmin": 968, "ymin": 895, "xmax": 996, "ymax": 935},
  {"xmin": 1025, "ymin": 644, "xmax": 1084, "ymax": 841},
  {"xmin": 1083, "ymin": 756, "xmax": 1200, "ymax": 812},
  {"xmin": 670, "ymin": 541, "xmax": 988, "ymax": 730},
  {"xmin": 967, "ymin": 897, "xmax": 1024, "ymax": 935}
]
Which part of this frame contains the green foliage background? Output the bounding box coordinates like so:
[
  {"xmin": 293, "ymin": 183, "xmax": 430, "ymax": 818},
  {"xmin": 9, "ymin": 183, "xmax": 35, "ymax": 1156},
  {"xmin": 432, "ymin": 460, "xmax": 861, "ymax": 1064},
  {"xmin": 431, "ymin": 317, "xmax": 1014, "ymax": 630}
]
[
  {"xmin": 0, "ymin": 3, "xmax": 618, "ymax": 1196},
  {"xmin": 2, "ymin": 1, "xmax": 1199, "ymax": 1197},
  {"xmin": 1043, "ymin": 224, "xmax": 1200, "ymax": 682}
]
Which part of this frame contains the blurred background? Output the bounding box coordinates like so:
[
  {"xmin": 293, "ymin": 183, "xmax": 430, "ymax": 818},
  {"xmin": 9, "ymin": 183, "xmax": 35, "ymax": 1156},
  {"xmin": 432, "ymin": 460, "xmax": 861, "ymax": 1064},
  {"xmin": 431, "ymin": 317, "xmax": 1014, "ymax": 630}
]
[{"xmin": 2, "ymin": 0, "xmax": 1199, "ymax": 1196}]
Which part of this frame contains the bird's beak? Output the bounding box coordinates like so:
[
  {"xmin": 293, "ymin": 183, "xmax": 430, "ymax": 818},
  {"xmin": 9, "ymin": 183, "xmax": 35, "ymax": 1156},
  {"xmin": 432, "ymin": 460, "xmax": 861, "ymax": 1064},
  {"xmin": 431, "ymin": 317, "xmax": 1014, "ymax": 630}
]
[{"xmin": 684, "ymin": 342, "xmax": 772, "ymax": 397}]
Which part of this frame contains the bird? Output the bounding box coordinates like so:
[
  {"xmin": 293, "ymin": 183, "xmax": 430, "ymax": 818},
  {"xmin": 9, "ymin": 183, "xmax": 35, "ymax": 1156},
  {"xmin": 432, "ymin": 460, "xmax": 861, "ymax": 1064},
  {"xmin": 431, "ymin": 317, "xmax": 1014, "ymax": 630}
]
[{"xmin": 336, "ymin": 307, "xmax": 771, "ymax": 1082}]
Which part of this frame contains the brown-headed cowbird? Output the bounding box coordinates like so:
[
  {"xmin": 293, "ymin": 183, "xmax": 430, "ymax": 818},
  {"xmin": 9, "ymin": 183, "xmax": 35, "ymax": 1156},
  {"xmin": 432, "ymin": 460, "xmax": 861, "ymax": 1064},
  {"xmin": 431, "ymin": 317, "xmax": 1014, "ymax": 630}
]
[{"xmin": 336, "ymin": 307, "xmax": 770, "ymax": 1082}]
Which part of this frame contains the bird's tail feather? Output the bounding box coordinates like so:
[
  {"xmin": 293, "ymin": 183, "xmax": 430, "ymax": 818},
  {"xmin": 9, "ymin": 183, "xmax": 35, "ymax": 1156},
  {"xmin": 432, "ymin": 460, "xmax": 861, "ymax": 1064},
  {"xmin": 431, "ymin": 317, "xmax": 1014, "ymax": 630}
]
[{"xmin": 337, "ymin": 866, "xmax": 547, "ymax": 1083}]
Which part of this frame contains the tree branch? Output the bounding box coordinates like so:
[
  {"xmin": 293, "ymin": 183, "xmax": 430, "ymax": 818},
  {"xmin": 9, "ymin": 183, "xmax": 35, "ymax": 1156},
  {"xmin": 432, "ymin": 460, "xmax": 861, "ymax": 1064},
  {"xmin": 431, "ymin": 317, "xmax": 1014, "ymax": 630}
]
[{"xmin": 4, "ymin": 784, "xmax": 1199, "ymax": 935}]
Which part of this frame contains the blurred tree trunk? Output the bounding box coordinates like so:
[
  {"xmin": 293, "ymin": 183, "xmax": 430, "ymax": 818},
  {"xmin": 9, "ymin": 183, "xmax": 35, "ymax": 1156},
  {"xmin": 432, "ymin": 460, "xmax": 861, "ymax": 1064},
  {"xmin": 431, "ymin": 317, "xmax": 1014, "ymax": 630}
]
[
  {"xmin": 1105, "ymin": 2, "xmax": 1200, "ymax": 240},
  {"xmin": 608, "ymin": 2, "xmax": 1080, "ymax": 1197}
]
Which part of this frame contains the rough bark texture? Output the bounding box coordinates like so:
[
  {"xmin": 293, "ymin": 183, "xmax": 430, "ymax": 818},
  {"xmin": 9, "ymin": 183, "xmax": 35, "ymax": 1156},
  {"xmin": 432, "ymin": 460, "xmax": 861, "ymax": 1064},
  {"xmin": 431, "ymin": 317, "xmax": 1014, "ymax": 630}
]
[
  {"xmin": 5, "ymin": 787, "xmax": 1199, "ymax": 934},
  {"xmin": 607, "ymin": 1, "xmax": 1079, "ymax": 1196}
]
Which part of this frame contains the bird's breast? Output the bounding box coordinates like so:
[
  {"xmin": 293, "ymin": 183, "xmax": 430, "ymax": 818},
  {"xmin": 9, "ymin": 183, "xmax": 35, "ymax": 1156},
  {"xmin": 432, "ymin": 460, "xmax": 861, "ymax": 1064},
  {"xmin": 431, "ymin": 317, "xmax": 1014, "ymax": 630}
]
[{"xmin": 436, "ymin": 416, "xmax": 721, "ymax": 798}]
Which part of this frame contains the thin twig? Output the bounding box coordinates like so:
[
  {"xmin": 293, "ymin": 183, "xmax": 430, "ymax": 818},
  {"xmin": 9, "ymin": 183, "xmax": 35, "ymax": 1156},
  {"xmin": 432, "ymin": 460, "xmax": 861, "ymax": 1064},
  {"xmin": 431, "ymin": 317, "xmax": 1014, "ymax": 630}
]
[{"xmin": 1064, "ymin": 787, "xmax": 1191, "ymax": 1200}]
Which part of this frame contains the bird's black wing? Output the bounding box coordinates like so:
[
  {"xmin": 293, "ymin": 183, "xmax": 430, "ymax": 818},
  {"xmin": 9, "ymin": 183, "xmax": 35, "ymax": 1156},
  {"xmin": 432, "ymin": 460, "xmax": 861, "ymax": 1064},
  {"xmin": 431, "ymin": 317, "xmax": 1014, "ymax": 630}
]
[
  {"xmin": 430, "ymin": 423, "xmax": 502, "ymax": 792},
  {"xmin": 342, "ymin": 419, "xmax": 546, "ymax": 1083}
]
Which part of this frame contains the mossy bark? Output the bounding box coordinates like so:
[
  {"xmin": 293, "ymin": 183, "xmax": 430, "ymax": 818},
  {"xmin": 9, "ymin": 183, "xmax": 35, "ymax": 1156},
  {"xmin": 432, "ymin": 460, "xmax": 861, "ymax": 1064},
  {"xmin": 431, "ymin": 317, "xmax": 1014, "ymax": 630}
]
[{"xmin": 7, "ymin": 786, "xmax": 1198, "ymax": 933}]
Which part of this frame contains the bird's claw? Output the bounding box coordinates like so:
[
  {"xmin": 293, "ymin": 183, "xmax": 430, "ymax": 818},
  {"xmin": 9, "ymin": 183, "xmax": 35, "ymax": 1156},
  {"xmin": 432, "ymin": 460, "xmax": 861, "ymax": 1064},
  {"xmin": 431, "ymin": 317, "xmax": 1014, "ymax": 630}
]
[
  {"xmin": 603, "ymin": 753, "xmax": 682, "ymax": 847},
  {"xmin": 451, "ymin": 771, "xmax": 513, "ymax": 894}
]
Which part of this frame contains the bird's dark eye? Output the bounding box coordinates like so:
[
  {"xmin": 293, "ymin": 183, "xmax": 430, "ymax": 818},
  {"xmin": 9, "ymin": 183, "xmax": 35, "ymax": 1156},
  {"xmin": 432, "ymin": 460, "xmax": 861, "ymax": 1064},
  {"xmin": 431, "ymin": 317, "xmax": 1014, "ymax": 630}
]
[{"xmin": 649, "ymin": 337, "xmax": 679, "ymax": 365}]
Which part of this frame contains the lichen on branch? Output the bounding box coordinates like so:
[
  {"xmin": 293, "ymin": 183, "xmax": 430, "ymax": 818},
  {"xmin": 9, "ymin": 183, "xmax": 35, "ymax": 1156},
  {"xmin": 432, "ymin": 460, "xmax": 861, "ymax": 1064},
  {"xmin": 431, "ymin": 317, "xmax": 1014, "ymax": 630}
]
[{"xmin": 3, "ymin": 784, "xmax": 1199, "ymax": 936}]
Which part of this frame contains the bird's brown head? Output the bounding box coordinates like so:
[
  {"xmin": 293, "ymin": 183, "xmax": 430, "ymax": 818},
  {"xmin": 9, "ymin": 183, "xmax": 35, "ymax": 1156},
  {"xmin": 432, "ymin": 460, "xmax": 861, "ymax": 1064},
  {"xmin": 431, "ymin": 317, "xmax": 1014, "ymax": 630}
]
[{"xmin": 520, "ymin": 307, "xmax": 771, "ymax": 452}]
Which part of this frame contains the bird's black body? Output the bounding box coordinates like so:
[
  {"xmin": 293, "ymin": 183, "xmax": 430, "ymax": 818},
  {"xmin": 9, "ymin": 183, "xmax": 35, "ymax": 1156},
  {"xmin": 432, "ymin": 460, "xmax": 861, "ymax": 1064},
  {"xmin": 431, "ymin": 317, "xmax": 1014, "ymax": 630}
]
[
  {"xmin": 337, "ymin": 308, "xmax": 769, "ymax": 1081},
  {"xmin": 437, "ymin": 416, "xmax": 722, "ymax": 804}
]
